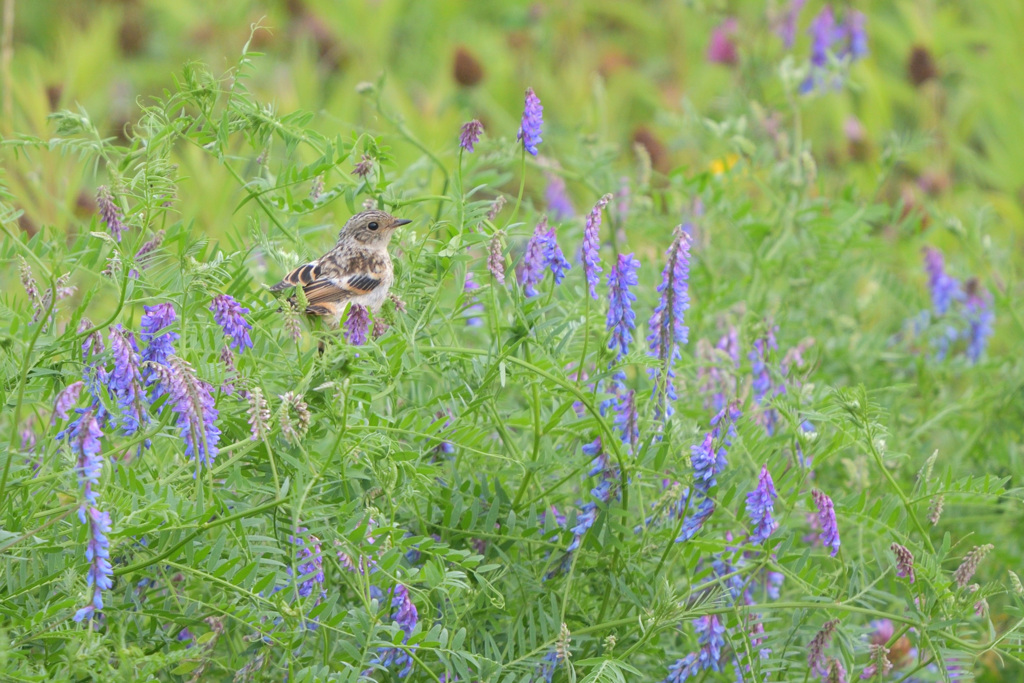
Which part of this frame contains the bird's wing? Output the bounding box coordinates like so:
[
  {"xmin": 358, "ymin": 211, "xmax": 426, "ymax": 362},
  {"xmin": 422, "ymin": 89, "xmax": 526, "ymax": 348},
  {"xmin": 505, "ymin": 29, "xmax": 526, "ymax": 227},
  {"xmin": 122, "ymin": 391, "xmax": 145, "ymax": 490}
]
[
  {"xmin": 276, "ymin": 252, "xmax": 387, "ymax": 317},
  {"xmin": 269, "ymin": 261, "xmax": 322, "ymax": 292}
]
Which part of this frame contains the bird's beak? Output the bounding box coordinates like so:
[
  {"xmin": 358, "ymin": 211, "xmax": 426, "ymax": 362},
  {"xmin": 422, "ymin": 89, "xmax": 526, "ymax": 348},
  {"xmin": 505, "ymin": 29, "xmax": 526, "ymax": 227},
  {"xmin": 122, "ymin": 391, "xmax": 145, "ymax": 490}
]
[{"xmin": 392, "ymin": 218, "xmax": 412, "ymax": 227}]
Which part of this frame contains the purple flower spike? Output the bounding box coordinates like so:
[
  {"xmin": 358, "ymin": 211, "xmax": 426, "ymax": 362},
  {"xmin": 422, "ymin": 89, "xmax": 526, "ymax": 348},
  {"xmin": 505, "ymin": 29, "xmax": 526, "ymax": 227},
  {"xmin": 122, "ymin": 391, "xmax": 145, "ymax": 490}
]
[
  {"xmin": 606, "ymin": 253, "xmax": 640, "ymax": 360},
  {"xmin": 545, "ymin": 173, "xmax": 574, "ymax": 221},
  {"xmin": 71, "ymin": 410, "xmax": 104, "ymax": 517},
  {"xmin": 843, "ymin": 10, "xmax": 868, "ymax": 60},
  {"xmin": 108, "ymin": 325, "xmax": 150, "ymax": 443},
  {"xmin": 459, "ymin": 119, "xmax": 484, "ymax": 152},
  {"xmin": 923, "ymin": 247, "xmax": 962, "ymax": 316},
  {"xmin": 613, "ymin": 388, "xmax": 639, "ymax": 450},
  {"xmin": 800, "ymin": 5, "xmax": 842, "ymax": 93},
  {"xmin": 209, "ymin": 295, "xmax": 253, "ymax": 352},
  {"xmin": 463, "ymin": 271, "xmax": 483, "ymax": 326},
  {"xmin": 890, "ymin": 543, "xmax": 916, "ymax": 583},
  {"xmin": 488, "ymin": 232, "xmax": 506, "ymax": 285},
  {"xmin": 345, "ymin": 304, "xmax": 370, "ymax": 345},
  {"xmin": 647, "ymin": 228, "xmax": 692, "ymax": 417},
  {"xmin": 695, "ymin": 614, "xmax": 725, "ymax": 671},
  {"xmin": 964, "ymin": 289, "xmax": 994, "ymax": 363},
  {"xmin": 521, "ymin": 218, "xmax": 551, "ymax": 297},
  {"xmin": 582, "ymin": 194, "xmax": 612, "ymax": 299},
  {"xmin": 155, "ymin": 358, "xmax": 221, "ymax": 471},
  {"xmin": 746, "ymin": 465, "xmax": 779, "ymax": 544},
  {"xmin": 97, "ymin": 186, "xmax": 127, "ymax": 242},
  {"xmin": 812, "ymin": 489, "xmax": 841, "ymax": 557},
  {"xmin": 53, "ymin": 381, "xmax": 85, "ymax": 423},
  {"xmin": 517, "ymin": 87, "xmax": 543, "ymax": 156},
  {"xmin": 776, "ymin": 0, "xmax": 806, "ymax": 48},
  {"xmin": 661, "ymin": 653, "xmax": 699, "ymax": 683},
  {"xmin": 73, "ymin": 506, "xmax": 113, "ymax": 622}
]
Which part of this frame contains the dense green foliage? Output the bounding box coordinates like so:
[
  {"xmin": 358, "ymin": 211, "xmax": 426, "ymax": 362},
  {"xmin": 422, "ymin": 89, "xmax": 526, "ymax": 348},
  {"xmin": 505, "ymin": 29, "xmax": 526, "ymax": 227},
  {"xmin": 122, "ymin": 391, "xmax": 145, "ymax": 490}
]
[{"xmin": 1, "ymin": 2, "xmax": 1023, "ymax": 682}]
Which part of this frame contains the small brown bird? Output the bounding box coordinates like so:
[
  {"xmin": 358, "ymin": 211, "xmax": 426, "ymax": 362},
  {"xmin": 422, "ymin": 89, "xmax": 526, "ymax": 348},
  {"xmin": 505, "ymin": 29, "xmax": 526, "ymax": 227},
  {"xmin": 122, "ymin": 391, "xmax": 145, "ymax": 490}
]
[{"xmin": 270, "ymin": 210, "xmax": 411, "ymax": 324}]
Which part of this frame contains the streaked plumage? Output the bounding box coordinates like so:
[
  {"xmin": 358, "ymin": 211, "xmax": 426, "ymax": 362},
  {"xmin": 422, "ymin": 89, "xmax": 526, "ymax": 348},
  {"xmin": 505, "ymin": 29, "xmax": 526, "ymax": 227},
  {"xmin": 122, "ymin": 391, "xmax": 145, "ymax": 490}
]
[{"xmin": 270, "ymin": 210, "xmax": 410, "ymax": 324}]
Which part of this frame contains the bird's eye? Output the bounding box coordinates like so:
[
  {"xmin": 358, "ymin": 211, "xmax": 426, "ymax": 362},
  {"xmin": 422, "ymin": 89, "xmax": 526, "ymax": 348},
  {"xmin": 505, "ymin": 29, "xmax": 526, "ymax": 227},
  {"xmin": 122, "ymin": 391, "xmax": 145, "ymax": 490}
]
[{"xmin": 368, "ymin": 221, "xmax": 379, "ymax": 231}]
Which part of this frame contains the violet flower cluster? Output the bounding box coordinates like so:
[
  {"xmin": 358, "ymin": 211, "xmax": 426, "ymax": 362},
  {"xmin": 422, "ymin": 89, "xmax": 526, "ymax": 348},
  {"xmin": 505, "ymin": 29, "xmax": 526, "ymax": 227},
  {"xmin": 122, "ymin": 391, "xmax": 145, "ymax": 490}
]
[
  {"xmin": 811, "ymin": 489, "xmax": 841, "ymax": 557},
  {"xmin": 914, "ymin": 247, "xmax": 995, "ymax": 363},
  {"xmin": 520, "ymin": 216, "xmax": 572, "ymax": 297},
  {"xmin": 647, "ymin": 228, "xmax": 692, "ymax": 418},
  {"xmin": 746, "ymin": 465, "xmax": 779, "ymax": 544},
  {"xmin": 550, "ymin": 439, "xmax": 619, "ymax": 578},
  {"xmin": 108, "ymin": 325, "xmax": 151, "ymax": 446},
  {"xmin": 696, "ymin": 326, "xmax": 740, "ymax": 412},
  {"xmin": 463, "ymin": 271, "xmax": 484, "ymax": 327},
  {"xmin": 97, "ymin": 186, "xmax": 127, "ymax": 242},
  {"xmin": 345, "ymin": 304, "xmax": 370, "ymax": 345},
  {"xmin": 581, "ymin": 194, "xmax": 612, "ymax": 299},
  {"xmin": 370, "ymin": 584, "xmax": 420, "ymax": 678},
  {"xmin": 53, "ymin": 300, "xmax": 229, "ymax": 621},
  {"xmin": 606, "ymin": 253, "xmax": 640, "ymax": 361},
  {"xmin": 209, "ymin": 294, "xmax": 253, "ymax": 352},
  {"xmin": 152, "ymin": 357, "xmax": 222, "ymax": 471},
  {"xmin": 517, "ymin": 87, "xmax": 543, "ymax": 156},
  {"xmin": 749, "ymin": 326, "xmax": 781, "ymax": 435},
  {"xmin": 672, "ymin": 404, "xmax": 740, "ymax": 542},
  {"xmin": 545, "ymin": 172, "xmax": 574, "ymax": 221},
  {"xmin": 661, "ymin": 614, "xmax": 726, "ymax": 682},
  {"xmin": 798, "ymin": 5, "xmax": 869, "ymax": 94},
  {"xmin": 458, "ymin": 119, "xmax": 483, "ymax": 153}
]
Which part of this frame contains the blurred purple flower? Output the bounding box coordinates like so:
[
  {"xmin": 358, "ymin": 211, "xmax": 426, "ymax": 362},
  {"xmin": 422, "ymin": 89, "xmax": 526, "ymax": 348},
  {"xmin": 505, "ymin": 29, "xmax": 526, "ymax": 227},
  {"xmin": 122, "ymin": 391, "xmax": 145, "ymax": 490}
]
[
  {"xmin": 372, "ymin": 584, "xmax": 419, "ymax": 677},
  {"xmin": 964, "ymin": 290, "xmax": 994, "ymax": 363},
  {"xmin": 613, "ymin": 388, "xmax": 639, "ymax": 451},
  {"xmin": 807, "ymin": 619, "xmax": 840, "ymax": 675},
  {"xmin": 352, "ymin": 154, "xmax": 374, "ymax": 178},
  {"xmin": 463, "ymin": 271, "xmax": 483, "ymax": 326},
  {"xmin": 707, "ymin": 18, "xmax": 739, "ymax": 66},
  {"xmin": 842, "ymin": 10, "xmax": 868, "ymax": 59},
  {"xmin": 582, "ymin": 194, "xmax": 612, "ymax": 299},
  {"xmin": 97, "ymin": 186, "xmax": 127, "ymax": 242},
  {"xmin": 53, "ymin": 381, "xmax": 85, "ymax": 424},
  {"xmin": 746, "ymin": 465, "xmax": 779, "ymax": 543},
  {"xmin": 606, "ymin": 253, "xmax": 640, "ymax": 360},
  {"xmin": 73, "ymin": 507, "xmax": 113, "ymax": 622},
  {"xmin": 517, "ymin": 87, "xmax": 543, "ymax": 156},
  {"xmin": 647, "ymin": 228, "xmax": 691, "ymax": 417},
  {"xmin": 210, "ymin": 295, "xmax": 253, "ymax": 352},
  {"xmin": 290, "ymin": 531, "xmax": 325, "ymax": 600},
  {"xmin": 923, "ymin": 247, "xmax": 962, "ymax": 317},
  {"xmin": 521, "ymin": 218, "xmax": 551, "ymax": 297},
  {"xmin": 661, "ymin": 653, "xmax": 699, "ymax": 683},
  {"xmin": 800, "ymin": 5, "xmax": 842, "ymax": 93},
  {"xmin": 776, "ymin": 0, "xmax": 806, "ymax": 48},
  {"xmin": 812, "ymin": 489, "xmax": 841, "ymax": 557},
  {"xmin": 459, "ymin": 119, "xmax": 484, "ymax": 152},
  {"xmin": 345, "ymin": 304, "xmax": 370, "ymax": 345},
  {"xmin": 131, "ymin": 230, "xmax": 165, "ymax": 277},
  {"xmin": 750, "ymin": 327, "xmax": 781, "ymax": 435},
  {"xmin": 545, "ymin": 173, "xmax": 574, "ymax": 221}
]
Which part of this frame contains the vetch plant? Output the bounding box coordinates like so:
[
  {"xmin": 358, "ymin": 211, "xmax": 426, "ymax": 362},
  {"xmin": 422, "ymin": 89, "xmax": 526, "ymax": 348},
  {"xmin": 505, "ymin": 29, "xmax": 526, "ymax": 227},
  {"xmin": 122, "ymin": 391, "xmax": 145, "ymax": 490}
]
[{"xmin": 0, "ymin": 30, "xmax": 1018, "ymax": 683}]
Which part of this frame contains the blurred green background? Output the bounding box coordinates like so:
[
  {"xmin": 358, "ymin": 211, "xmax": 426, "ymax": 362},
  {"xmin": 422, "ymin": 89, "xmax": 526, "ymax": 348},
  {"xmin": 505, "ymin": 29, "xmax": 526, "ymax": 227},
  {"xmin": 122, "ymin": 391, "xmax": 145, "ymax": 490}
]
[{"xmin": 3, "ymin": 0, "xmax": 1024, "ymax": 243}]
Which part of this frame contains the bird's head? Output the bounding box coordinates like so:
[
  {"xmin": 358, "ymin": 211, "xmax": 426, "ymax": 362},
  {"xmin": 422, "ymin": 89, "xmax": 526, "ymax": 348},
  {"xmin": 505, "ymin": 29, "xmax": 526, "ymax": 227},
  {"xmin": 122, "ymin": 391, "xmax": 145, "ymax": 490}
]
[{"xmin": 338, "ymin": 210, "xmax": 412, "ymax": 246}]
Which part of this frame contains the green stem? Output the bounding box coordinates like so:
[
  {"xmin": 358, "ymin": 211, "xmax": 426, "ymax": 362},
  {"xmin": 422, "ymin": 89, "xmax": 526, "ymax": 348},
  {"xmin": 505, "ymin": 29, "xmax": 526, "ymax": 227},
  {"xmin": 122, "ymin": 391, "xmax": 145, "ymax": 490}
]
[{"xmin": 0, "ymin": 281, "xmax": 57, "ymax": 504}]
